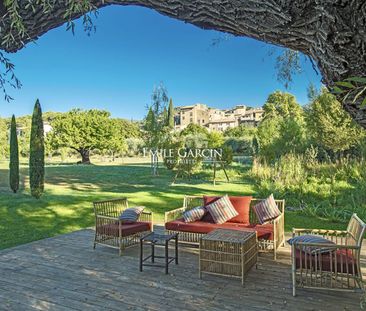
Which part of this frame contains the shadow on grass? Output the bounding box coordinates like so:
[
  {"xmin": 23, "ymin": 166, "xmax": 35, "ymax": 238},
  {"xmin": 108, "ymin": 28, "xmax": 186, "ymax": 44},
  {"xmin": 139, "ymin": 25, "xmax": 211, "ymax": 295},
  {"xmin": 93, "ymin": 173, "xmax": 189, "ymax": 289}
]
[{"xmin": 2, "ymin": 161, "xmax": 356, "ymax": 250}]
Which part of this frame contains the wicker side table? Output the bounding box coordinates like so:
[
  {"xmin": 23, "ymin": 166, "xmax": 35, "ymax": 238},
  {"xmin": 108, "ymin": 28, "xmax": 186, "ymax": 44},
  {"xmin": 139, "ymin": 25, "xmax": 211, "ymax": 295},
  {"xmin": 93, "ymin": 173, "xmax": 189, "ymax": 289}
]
[{"xmin": 199, "ymin": 229, "xmax": 257, "ymax": 285}]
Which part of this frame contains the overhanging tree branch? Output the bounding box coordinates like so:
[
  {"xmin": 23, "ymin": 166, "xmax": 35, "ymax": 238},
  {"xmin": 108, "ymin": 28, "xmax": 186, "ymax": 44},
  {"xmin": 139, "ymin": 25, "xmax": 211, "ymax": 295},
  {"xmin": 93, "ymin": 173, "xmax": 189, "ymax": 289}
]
[{"xmin": 0, "ymin": 0, "xmax": 365, "ymax": 127}]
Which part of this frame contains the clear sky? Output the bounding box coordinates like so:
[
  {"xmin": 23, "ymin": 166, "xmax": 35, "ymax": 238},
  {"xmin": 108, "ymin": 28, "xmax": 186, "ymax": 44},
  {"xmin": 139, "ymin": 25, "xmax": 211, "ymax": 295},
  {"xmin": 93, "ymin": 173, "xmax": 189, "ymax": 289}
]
[{"xmin": 0, "ymin": 5, "xmax": 322, "ymax": 120}]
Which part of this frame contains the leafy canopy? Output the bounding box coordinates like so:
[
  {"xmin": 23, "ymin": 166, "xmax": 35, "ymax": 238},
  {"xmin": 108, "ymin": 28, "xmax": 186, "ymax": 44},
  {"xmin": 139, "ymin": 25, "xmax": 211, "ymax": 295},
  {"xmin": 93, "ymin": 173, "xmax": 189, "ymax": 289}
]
[
  {"xmin": 48, "ymin": 109, "xmax": 114, "ymax": 153},
  {"xmin": 306, "ymin": 89, "xmax": 363, "ymax": 153}
]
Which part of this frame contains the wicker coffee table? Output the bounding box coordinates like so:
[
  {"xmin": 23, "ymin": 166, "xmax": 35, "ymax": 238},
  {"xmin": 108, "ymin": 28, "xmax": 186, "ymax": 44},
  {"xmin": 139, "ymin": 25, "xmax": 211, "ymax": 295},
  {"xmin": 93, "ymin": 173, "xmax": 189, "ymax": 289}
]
[{"xmin": 199, "ymin": 229, "xmax": 257, "ymax": 285}]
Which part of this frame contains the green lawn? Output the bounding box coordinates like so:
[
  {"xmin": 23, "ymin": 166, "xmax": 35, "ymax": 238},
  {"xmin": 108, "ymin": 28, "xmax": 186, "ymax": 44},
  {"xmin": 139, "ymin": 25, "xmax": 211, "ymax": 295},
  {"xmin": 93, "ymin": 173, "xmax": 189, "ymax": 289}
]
[{"xmin": 0, "ymin": 160, "xmax": 348, "ymax": 250}]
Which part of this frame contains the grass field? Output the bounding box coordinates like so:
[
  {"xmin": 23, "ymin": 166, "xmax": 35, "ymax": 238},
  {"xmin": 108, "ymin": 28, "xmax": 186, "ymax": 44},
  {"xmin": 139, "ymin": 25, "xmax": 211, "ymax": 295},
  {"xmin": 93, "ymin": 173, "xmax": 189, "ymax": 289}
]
[{"xmin": 0, "ymin": 159, "xmax": 348, "ymax": 250}]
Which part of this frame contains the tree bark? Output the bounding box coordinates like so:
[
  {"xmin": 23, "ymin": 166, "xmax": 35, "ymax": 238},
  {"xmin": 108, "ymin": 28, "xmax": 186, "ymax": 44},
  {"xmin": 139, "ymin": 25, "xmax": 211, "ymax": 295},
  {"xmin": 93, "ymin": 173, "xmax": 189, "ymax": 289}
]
[{"xmin": 1, "ymin": 1, "xmax": 366, "ymax": 127}]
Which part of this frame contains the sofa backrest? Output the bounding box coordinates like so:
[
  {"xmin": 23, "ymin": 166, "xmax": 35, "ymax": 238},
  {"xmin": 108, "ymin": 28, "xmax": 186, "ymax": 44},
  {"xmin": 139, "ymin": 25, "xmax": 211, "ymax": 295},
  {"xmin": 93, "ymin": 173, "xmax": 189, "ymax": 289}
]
[{"xmin": 203, "ymin": 196, "xmax": 252, "ymax": 224}]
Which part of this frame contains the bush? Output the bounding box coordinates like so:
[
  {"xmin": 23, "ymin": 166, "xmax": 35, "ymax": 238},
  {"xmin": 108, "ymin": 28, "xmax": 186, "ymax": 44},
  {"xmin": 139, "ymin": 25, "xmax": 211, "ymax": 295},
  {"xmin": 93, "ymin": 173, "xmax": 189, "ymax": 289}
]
[
  {"xmin": 224, "ymin": 137, "xmax": 254, "ymax": 156},
  {"xmin": 251, "ymin": 154, "xmax": 366, "ymax": 222},
  {"xmin": 221, "ymin": 145, "xmax": 233, "ymax": 165},
  {"xmin": 125, "ymin": 138, "xmax": 144, "ymax": 156}
]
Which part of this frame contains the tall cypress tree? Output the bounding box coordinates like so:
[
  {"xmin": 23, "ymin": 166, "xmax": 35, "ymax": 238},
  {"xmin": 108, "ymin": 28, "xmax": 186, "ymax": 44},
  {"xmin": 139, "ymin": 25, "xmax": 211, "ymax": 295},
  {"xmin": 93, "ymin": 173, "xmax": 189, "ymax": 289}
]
[
  {"xmin": 29, "ymin": 99, "xmax": 45, "ymax": 198},
  {"xmin": 167, "ymin": 98, "xmax": 174, "ymax": 128},
  {"xmin": 9, "ymin": 115, "xmax": 19, "ymax": 193}
]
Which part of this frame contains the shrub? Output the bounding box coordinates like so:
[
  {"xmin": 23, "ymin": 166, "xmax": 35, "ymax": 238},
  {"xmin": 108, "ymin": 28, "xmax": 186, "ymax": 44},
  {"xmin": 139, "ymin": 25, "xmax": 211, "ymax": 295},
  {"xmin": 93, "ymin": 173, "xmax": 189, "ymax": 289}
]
[
  {"xmin": 251, "ymin": 154, "xmax": 366, "ymax": 222},
  {"xmin": 224, "ymin": 137, "xmax": 253, "ymax": 156}
]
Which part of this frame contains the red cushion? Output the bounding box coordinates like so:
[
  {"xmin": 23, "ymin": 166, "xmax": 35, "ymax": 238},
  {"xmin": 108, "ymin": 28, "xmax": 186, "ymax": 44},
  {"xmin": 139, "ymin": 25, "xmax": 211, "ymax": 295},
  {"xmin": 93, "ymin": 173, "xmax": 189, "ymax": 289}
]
[
  {"xmin": 295, "ymin": 249, "xmax": 358, "ymax": 273},
  {"xmin": 96, "ymin": 221, "xmax": 151, "ymax": 237},
  {"xmin": 203, "ymin": 196, "xmax": 252, "ymax": 224},
  {"xmin": 165, "ymin": 218, "xmax": 218, "ymax": 234},
  {"xmin": 165, "ymin": 219, "xmax": 273, "ymax": 240}
]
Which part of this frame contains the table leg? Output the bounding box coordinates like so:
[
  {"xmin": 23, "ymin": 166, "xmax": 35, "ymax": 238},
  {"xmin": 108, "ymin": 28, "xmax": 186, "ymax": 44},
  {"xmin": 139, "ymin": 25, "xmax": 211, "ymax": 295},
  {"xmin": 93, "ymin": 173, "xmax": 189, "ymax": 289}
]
[
  {"xmin": 165, "ymin": 240, "xmax": 169, "ymax": 275},
  {"xmin": 151, "ymin": 242, "xmax": 155, "ymax": 263},
  {"xmin": 140, "ymin": 239, "xmax": 143, "ymax": 272},
  {"xmin": 241, "ymin": 251, "xmax": 245, "ymax": 287},
  {"xmin": 175, "ymin": 235, "xmax": 178, "ymax": 265}
]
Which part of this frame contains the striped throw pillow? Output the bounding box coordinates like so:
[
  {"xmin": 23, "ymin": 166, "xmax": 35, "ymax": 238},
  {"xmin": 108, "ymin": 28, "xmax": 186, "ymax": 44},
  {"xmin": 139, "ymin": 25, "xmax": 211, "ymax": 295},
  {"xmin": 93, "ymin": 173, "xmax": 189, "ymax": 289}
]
[
  {"xmin": 183, "ymin": 206, "xmax": 206, "ymax": 223},
  {"xmin": 287, "ymin": 235, "xmax": 335, "ymax": 255},
  {"xmin": 252, "ymin": 194, "xmax": 281, "ymax": 224},
  {"xmin": 119, "ymin": 206, "xmax": 145, "ymax": 223},
  {"xmin": 205, "ymin": 195, "xmax": 238, "ymax": 224}
]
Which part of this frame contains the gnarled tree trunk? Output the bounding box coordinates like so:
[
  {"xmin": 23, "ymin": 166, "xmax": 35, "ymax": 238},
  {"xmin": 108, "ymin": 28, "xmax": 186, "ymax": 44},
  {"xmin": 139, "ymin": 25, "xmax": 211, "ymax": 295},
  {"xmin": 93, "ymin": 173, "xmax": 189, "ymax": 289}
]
[
  {"xmin": 1, "ymin": 1, "xmax": 366, "ymax": 127},
  {"xmin": 78, "ymin": 148, "xmax": 91, "ymax": 164}
]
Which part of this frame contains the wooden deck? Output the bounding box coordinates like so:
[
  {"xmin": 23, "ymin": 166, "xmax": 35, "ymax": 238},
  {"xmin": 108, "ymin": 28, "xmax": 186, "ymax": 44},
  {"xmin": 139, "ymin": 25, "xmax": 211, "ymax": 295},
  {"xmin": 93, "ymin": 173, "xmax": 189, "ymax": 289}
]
[{"xmin": 0, "ymin": 227, "xmax": 364, "ymax": 311}]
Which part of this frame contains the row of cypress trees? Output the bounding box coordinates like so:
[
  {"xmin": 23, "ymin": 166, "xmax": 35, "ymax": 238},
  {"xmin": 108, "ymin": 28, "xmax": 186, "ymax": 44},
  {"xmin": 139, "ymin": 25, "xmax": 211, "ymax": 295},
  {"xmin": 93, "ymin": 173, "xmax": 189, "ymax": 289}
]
[{"xmin": 9, "ymin": 99, "xmax": 45, "ymax": 198}]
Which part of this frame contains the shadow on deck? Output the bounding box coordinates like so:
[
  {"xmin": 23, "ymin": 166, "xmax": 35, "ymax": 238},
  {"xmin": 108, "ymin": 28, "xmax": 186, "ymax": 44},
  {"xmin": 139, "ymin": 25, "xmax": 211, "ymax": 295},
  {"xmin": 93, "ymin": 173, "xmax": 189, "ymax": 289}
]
[{"xmin": 0, "ymin": 228, "xmax": 364, "ymax": 311}]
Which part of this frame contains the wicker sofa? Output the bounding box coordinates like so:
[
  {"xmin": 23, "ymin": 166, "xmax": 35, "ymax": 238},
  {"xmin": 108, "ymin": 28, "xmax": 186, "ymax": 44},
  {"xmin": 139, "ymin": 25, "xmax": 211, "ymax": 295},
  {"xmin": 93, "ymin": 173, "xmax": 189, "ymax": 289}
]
[
  {"xmin": 93, "ymin": 198, "xmax": 153, "ymax": 255},
  {"xmin": 165, "ymin": 195, "xmax": 285, "ymax": 259}
]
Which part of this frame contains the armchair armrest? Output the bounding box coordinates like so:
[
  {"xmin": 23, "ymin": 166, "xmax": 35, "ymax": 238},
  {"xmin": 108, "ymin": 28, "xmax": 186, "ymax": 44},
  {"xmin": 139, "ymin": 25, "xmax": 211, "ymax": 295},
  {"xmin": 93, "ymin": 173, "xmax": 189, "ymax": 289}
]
[
  {"xmin": 96, "ymin": 215, "xmax": 119, "ymax": 221},
  {"xmin": 165, "ymin": 206, "xmax": 186, "ymax": 223},
  {"xmin": 292, "ymin": 228, "xmax": 348, "ymax": 237},
  {"xmin": 139, "ymin": 210, "xmax": 153, "ymax": 223},
  {"xmin": 293, "ymin": 241, "xmax": 360, "ymax": 250}
]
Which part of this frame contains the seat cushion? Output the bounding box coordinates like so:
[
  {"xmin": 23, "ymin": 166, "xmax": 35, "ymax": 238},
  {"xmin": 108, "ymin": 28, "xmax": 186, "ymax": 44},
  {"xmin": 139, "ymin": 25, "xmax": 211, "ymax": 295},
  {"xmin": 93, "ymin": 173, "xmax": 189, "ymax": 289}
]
[
  {"xmin": 287, "ymin": 234, "xmax": 335, "ymax": 255},
  {"xmin": 165, "ymin": 218, "xmax": 219, "ymax": 234},
  {"xmin": 165, "ymin": 219, "xmax": 274, "ymax": 240},
  {"xmin": 97, "ymin": 221, "xmax": 151, "ymax": 237},
  {"xmin": 204, "ymin": 195, "xmax": 239, "ymax": 224},
  {"xmin": 203, "ymin": 195, "xmax": 252, "ymax": 224},
  {"xmin": 295, "ymin": 249, "xmax": 358, "ymax": 273}
]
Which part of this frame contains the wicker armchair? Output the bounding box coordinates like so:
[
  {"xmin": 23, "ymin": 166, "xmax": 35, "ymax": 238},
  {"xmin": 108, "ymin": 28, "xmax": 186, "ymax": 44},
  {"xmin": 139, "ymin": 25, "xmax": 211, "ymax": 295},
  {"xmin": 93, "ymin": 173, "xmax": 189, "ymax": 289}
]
[
  {"xmin": 93, "ymin": 198, "xmax": 153, "ymax": 255},
  {"xmin": 165, "ymin": 195, "xmax": 285, "ymax": 259},
  {"xmin": 291, "ymin": 213, "xmax": 366, "ymax": 296}
]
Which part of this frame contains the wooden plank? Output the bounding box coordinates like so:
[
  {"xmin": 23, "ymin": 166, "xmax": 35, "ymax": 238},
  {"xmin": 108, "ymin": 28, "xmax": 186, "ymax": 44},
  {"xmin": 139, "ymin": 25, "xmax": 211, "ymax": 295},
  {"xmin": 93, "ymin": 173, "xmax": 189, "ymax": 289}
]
[{"xmin": 0, "ymin": 229, "xmax": 364, "ymax": 311}]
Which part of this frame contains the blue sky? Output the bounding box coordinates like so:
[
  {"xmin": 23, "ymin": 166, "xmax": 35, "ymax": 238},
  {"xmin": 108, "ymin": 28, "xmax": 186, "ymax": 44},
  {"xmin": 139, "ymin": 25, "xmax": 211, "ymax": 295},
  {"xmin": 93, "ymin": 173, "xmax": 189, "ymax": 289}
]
[{"xmin": 0, "ymin": 5, "xmax": 321, "ymax": 120}]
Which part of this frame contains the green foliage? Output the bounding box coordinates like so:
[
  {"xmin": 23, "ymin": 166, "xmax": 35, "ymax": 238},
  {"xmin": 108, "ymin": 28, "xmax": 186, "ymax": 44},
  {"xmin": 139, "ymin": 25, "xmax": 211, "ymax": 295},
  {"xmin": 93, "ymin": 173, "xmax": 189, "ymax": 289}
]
[
  {"xmin": 167, "ymin": 98, "xmax": 174, "ymax": 128},
  {"xmin": 331, "ymin": 76, "xmax": 366, "ymax": 108},
  {"xmin": 252, "ymin": 154, "xmax": 366, "ymax": 222},
  {"xmin": 256, "ymin": 117, "xmax": 281, "ymax": 160},
  {"xmin": 143, "ymin": 84, "xmax": 170, "ymax": 148},
  {"xmin": 257, "ymin": 91, "xmax": 306, "ymax": 161},
  {"xmin": 47, "ymin": 109, "xmax": 114, "ymax": 163},
  {"xmin": 275, "ymin": 49, "xmax": 302, "ymax": 89},
  {"xmin": 306, "ymin": 89, "xmax": 363, "ymax": 154},
  {"xmin": 0, "ymin": 117, "xmax": 8, "ymax": 159},
  {"xmin": 221, "ymin": 145, "xmax": 233, "ymax": 165},
  {"xmin": 125, "ymin": 138, "xmax": 144, "ymax": 156},
  {"xmin": 15, "ymin": 115, "xmax": 31, "ymax": 157},
  {"xmin": 162, "ymin": 133, "xmax": 184, "ymax": 170},
  {"xmin": 224, "ymin": 137, "xmax": 254, "ymax": 156},
  {"xmin": 207, "ymin": 131, "xmax": 224, "ymax": 148},
  {"xmin": 0, "ymin": 51, "xmax": 22, "ymax": 102},
  {"xmin": 263, "ymin": 91, "xmax": 303, "ymax": 120},
  {"xmin": 307, "ymin": 82, "xmax": 320, "ymax": 102},
  {"xmin": 224, "ymin": 124, "xmax": 256, "ymax": 138},
  {"xmin": 9, "ymin": 115, "xmax": 19, "ymax": 193},
  {"xmin": 108, "ymin": 119, "xmax": 128, "ymax": 159},
  {"xmin": 180, "ymin": 123, "xmax": 209, "ymax": 137},
  {"xmin": 29, "ymin": 100, "xmax": 45, "ymax": 199}
]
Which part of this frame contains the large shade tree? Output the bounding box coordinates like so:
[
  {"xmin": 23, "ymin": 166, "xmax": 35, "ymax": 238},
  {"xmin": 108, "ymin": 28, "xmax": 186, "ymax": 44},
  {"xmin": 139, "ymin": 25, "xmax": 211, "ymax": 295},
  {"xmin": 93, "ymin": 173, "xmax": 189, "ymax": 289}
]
[
  {"xmin": 48, "ymin": 109, "xmax": 114, "ymax": 164},
  {"xmin": 0, "ymin": 1, "xmax": 366, "ymax": 126}
]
